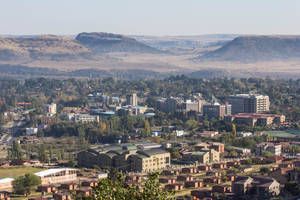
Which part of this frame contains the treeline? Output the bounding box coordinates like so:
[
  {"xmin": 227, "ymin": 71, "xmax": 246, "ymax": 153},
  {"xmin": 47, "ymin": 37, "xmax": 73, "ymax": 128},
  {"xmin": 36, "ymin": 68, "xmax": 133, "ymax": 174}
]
[{"xmin": 40, "ymin": 116, "xmax": 152, "ymax": 144}]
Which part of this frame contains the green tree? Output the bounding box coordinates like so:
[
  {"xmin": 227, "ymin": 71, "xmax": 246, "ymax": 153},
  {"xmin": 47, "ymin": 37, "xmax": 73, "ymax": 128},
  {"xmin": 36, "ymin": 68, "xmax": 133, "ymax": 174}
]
[
  {"xmin": 38, "ymin": 144, "xmax": 48, "ymax": 163},
  {"xmin": 11, "ymin": 140, "xmax": 22, "ymax": 159},
  {"xmin": 80, "ymin": 172, "xmax": 173, "ymax": 200},
  {"xmin": 260, "ymin": 167, "xmax": 271, "ymax": 175},
  {"xmin": 13, "ymin": 173, "xmax": 41, "ymax": 196},
  {"xmin": 49, "ymin": 145, "xmax": 53, "ymax": 161},
  {"xmin": 184, "ymin": 120, "xmax": 198, "ymax": 130},
  {"xmin": 144, "ymin": 120, "xmax": 151, "ymax": 137}
]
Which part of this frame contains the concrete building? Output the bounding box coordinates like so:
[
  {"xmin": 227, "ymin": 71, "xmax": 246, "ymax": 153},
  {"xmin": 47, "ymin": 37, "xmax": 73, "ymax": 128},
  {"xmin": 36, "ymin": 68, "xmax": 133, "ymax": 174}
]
[
  {"xmin": 118, "ymin": 105, "xmax": 148, "ymax": 116},
  {"xmin": 34, "ymin": 168, "xmax": 77, "ymax": 185},
  {"xmin": 203, "ymin": 103, "xmax": 231, "ymax": 119},
  {"xmin": 126, "ymin": 93, "xmax": 138, "ymax": 106},
  {"xmin": 182, "ymin": 100, "xmax": 202, "ymax": 113},
  {"xmin": 128, "ymin": 149, "xmax": 170, "ymax": 172},
  {"xmin": 225, "ymin": 113, "xmax": 285, "ymax": 127},
  {"xmin": 71, "ymin": 114, "xmax": 99, "ymax": 123},
  {"xmin": 237, "ymin": 132, "xmax": 253, "ymax": 137},
  {"xmin": 228, "ymin": 94, "xmax": 270, "ymax": 114},
  {"xmin": 78, "ymin": 144, "xmax": 170, "ymax": 172},
  {"xmin": 232, "ymin": 176, "xmax": 280, "ymax": 197},
  {"xmin": 26, "ymin": 128, "xmax": 38, "ymax": 135},
  {"xmin": 0, "ymin": 178, "xmax": 14, "ymax": 191},
  {"xmin": 256, "ymin": 142, "xmax": 282, "ymax": 156},
  {"xmin": 182, "ymin": 149, "xmax": 220, "ymax": 164},
  {"xmin": 43, "ymin": 103, "xmax": 57, "ymax": 116}
]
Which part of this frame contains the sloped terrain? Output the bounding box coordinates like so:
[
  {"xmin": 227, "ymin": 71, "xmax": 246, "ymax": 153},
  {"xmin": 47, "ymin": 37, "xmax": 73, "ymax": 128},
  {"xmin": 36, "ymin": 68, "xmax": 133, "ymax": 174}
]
[
  {"xmin": 75, "ymin": 32, "xmax": 162, "ymax": 53},
  {"xmin": 200, "ymin": 36, "xmax": 300, "ymax": 62}
]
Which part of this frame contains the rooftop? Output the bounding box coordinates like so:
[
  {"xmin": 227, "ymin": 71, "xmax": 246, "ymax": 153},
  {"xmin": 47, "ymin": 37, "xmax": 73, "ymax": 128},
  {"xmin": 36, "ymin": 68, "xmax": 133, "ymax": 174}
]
[
  {"xmin": 0, "ymin": 178, "xmax": 14, "ymax": 183},
  {"xmin": 35, "ymin": 168, "xmax": 77, "ymax": 177}
]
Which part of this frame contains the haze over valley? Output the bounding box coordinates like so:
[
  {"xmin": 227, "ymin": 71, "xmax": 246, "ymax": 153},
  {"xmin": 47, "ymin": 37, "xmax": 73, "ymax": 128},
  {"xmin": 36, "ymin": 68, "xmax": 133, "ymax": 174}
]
[{"xmin": 1, "ymin": 32, "xmax": 300, "ymax": 79}]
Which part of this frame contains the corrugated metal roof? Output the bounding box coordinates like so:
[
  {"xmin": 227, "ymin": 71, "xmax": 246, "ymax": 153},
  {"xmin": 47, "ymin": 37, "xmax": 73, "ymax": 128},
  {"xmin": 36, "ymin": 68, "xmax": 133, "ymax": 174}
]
[
  {"xmin": 0, "ymin": 178, "xmax": 14, "ymax": 183},
  {"xmin": 34, "ymin": 168, "xmax": 76, "ymax": 177}
]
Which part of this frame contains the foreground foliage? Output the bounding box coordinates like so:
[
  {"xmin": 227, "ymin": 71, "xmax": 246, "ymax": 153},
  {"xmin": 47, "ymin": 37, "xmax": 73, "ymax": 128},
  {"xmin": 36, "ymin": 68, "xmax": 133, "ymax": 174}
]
[{"xmin": 78, "ymin": 172, "xmax": 173, "ymax": 200}]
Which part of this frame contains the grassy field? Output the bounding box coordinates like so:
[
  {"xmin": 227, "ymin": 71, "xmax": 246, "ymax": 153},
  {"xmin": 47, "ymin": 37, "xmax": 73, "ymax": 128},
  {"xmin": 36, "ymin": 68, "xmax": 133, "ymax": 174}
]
[{"xmin": 0, "ymin": 167, "xmax": 43, "ymax": 179}]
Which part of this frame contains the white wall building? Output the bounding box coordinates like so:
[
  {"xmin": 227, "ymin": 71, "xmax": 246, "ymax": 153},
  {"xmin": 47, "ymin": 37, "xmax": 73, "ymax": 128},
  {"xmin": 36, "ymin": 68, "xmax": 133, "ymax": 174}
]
[
  {"xmin": 26, "ymin": 128, "xmax": 38, "ymax": 135},
  {"xmin": 43, "ymin": 103, "xmax": 57, "ymax": 116}
]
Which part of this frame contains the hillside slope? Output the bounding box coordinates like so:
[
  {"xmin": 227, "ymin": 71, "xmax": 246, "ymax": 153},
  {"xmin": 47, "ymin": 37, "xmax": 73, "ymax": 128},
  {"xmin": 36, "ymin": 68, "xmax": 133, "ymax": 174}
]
[
  {"xmin": 199, "ymin": 36, "xmax": 300, "ymax": 62},
  {"xmin": 75, "ymin": 32, "xmax": 162, "ymax": 53},
  {"xmin": 0, "ymin": 35, "xmax": 93, "ymax": 61},
  {"xmin": 0, "ymin": 33, "xmax": 163, "ymax": 62}
]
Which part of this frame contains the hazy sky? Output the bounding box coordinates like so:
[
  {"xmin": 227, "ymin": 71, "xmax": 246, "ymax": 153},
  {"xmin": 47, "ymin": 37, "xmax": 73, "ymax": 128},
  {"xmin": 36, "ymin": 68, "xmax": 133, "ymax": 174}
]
[{"xmin": 1, "ymin": 0, "xmax": 300, "ymax": 36}]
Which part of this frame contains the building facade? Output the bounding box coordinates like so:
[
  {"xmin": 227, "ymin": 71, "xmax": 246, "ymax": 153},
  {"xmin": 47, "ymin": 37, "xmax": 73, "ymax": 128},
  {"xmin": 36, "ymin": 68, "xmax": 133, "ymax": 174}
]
[
  {"xmin": 126, "ymin": 93, "xmax": 138, "ymax": 106},
  {"xmin": 34, "ymin": 168, "xmax": 77, "ymax": 185},
  {"xmin": 203, "ymin": 103, "xmax": 231, "ymax": 119},
  {"xmin": 78, "ymin": 145, "xmax": 170, "ymax": 172},
  {"xmin": 228, "ymin": 94, "xmax": 270, "ymax": 114}
]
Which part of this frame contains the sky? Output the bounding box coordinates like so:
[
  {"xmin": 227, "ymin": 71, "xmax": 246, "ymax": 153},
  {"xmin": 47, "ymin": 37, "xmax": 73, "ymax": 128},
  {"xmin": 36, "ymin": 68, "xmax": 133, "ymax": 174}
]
[{"xmin": 0, "ymin": 0, "xmax": 300, "ymax": 36}]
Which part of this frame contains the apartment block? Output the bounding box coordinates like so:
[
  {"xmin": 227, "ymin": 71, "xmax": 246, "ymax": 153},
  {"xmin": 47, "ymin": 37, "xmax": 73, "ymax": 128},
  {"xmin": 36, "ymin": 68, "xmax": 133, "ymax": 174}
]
[{"xmin": 228, "ymin": 94, "xmax": 270, "ymax": 114}]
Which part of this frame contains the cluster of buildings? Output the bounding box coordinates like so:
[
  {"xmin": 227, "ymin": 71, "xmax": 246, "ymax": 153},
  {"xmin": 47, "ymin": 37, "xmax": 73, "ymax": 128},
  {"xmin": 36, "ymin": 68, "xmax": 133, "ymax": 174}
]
[
  {"xmin": 181, "ymin": 142, "xmax": 224, "ymax": 164},
  {"xmin": 77, "ymin": 143, "xmax": 170, "ymax": 173},
  {"xmin": 155, "ymin": 96, "xmax": 202, "ymax": 113},
  {"xmin": 255, "ymin": 142, "xmax": 282, "ymax": 156}
]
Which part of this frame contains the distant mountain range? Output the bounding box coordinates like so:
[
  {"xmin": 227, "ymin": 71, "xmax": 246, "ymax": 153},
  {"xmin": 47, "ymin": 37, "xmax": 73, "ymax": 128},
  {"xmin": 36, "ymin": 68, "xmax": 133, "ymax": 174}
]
[
  {"xmin": 0, "ymin": 32, "xmax": 162, "ymax": 62},
  {"xmin": 1, "ymin": 33, "xmax": 300, "ymax": 79},
  {"xmin": 199, "ymin": 35, "xmax": 300, "ymax": 62}
]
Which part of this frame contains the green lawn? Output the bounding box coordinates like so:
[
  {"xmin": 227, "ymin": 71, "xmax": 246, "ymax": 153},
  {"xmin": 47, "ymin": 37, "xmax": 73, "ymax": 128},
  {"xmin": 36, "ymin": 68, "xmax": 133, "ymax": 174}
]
[{"xmin": 0, "ymin": 167, "xmax": 43, "ymax": 179}]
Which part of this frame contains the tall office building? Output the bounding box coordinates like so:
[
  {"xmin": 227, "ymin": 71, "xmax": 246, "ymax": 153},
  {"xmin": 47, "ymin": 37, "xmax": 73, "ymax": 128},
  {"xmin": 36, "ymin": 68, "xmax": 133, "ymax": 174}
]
[
  {"xmin": 228, "ymin": 94, "xmax": 270, "ymax": 114},
  {"xmin": 203, "ymin": 103, "xmax": 231, "ymax": 119},
  {"xmin": 126, "ymin": 93, "xmax": 138, "ymax": 106}
]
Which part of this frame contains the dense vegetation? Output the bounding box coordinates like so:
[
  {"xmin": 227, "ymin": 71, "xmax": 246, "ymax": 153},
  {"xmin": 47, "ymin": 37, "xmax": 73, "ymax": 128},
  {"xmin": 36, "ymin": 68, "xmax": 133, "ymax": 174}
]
[{"xmin": 1, "ymin": 76, "xmax": 300, "ymax": 147}]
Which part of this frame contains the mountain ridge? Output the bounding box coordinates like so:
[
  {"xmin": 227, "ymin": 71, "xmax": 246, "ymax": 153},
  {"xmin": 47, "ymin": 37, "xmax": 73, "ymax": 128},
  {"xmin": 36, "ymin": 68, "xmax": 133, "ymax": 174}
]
[{"xmin": 199, "ymin": 35, "xmax": 300, "ymax": 62}]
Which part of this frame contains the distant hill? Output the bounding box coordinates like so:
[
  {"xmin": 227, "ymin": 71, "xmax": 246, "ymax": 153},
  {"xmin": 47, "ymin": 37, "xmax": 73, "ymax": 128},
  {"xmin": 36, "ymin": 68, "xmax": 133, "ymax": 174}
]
[
  {"xmin": 199, "ymin": 36, "xmax": 300, "ymax": 62},
  {"xmin": 0, "ymin": 32, "xmax": 162, "ymax": 62},
  {"xmin": 0, "ymin": 35, "xmax": 93, "ymax": 61},
  {"xmin": 132, "ymin": 34, "xmax": 237, "ymax": 49},
  {"xmin": 75, "ymin": 32, "xmax": 162, "ymax": 53}
]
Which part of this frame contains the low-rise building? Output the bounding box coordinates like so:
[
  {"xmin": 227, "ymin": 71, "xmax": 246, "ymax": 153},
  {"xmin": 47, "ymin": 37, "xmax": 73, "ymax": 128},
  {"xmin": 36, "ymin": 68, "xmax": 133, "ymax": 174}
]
[
  {"xmin": 225, "ymin": 113, "xmax": 285, "ymax": 127},
  {"xmin": 232, "ymin": 176, "xmax": 280, "ymax": 197},
  {"xmin": 71, "ymin": 114, "xmax": 99, "ymax": 123},
  {"xmin": 184, "ymin": 180, "xmax": 203, "ymax": 188},
  {"xmin": 38, "ymin": 185, "xmax": 57, "ymax": 193},
  {"xmin": 128, "ymin": 149, "xmax": 170, "ymax": 172},
  {"xmin": 53, "ymin": 193, "xmax": 72, "ymax": 200},
  {"xmin": 196, "ymin": 131, "xmax": 218, "ymax": 138},
  {"xmin": 26, "ymin": 128, "xmax": 38, "ymax": 135},
  {"xmin": 182, "ymin": 149, "xmax": 220, "ymax": 164},
  {"xmin": 237, "ymin": 132, "xmax": 253, "ymax": 137},
  {"xmin": 34, "ymin": 168, "xmax": 77, "ymax": 185},
  {"xmin": 165, "ymin": 183, "xmax": 184, "ymax": 191},
  {"xmin": 256, "ymin": 142, "xmax": 282, "ymax": 156},
  {"xmin": 0, "ymin": 178, "xmax": 14, "ymax": 191},
  {"xmin": 212, "ymin": 184, "xmax": 232, "ymax": 193}
]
